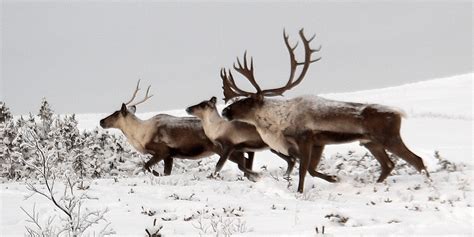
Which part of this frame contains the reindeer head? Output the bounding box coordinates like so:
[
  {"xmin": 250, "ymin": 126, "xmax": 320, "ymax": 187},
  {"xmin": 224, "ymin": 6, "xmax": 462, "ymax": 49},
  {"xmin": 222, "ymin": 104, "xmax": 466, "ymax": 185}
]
[
  {"xmin": 185, "ymin": 96, "xmax": 218, "ymax": 119},
  {"xmin": 221, "ymin": 29, "xmax": 321, "ymax": 121},
  {"xmin": 221, "ymin": 96, "xmax": 263, "ymax": 122},
  {"xmin": 100, "ymin": 80, "xmax": 153, "ymax": 129}
]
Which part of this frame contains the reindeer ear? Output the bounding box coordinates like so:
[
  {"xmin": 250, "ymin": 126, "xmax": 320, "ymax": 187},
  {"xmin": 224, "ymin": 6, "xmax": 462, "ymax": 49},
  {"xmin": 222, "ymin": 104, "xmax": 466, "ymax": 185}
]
[
  {"xmin": 121, "ymin": 103, "xmax": 128, "ymax": 116},
  {"xmin": 129, "ymin": 105, "xmax": 136, "ymax": 114},
  {"xmin": 210, "ymin": 96, "xmax": 217, "ymax": 104}
]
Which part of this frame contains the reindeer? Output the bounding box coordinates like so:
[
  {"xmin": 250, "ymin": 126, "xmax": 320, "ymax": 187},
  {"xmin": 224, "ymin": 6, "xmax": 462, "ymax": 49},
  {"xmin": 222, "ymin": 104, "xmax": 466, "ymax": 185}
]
[
  {"xmin": 99, "ymin": 80, "xmax": 259, "ymax": 180},
  {"xmin": 185, "ymin": 96, "xmax": 296, "ymax": 176},
  {"xmin": 220, "ymin": 29, "xmax": 429, "ymax": 193}
]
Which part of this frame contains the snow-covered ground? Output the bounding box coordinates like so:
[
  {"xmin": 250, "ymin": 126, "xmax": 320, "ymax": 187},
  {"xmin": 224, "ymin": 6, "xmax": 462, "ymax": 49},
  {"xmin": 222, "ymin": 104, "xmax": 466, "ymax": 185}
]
[{"xmin": 1, "ymin": 73, "xmax": 472, "ymax": 236}]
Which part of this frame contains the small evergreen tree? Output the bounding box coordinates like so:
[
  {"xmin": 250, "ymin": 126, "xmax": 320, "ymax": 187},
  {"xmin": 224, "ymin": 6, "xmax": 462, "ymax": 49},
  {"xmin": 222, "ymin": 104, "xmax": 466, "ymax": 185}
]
[
  {"xmin": 0, "ymin": 122, "xmax": 8, "ymax": 178},
  {"xmin": 25, "ymin": 113, "xmax": 39, "ymax": 136},
  {"xmin": 27, "ymin": 113, "xmax": 35, "ymax": 124},
  {"xmin": 0, "ymin": 119, "xmax": 19, "ymax": 180},
  {"xmin": 38, "ymin": 98, "xmax": 54, "ymax": 136},
  {"xmin": 48, "ymin": 115, "xmax": 68, "ymax": 163},
  {"xmin": 4, "ymin": 131, "xmax": 28, "ymax": 180},
  {"xmin": 16, "ymin": 116, "xmax": 26, "ymax": 128},
  {"xmin": 0, "ymin": 101, "xmax": 13, "ymax": 123},
  {"xmin": 73, "ymin": 153, "xmax": 88, "ymax": 189},
  {"xmin": 38, "ymin": 98, "xmax": 53, "ymax": 122},
  {"xmin": 81, "ymin": 130, "xmax": 104, "ymax": 178},
  {"xmin": 61, "ymin": 114, "xmax": 80, "ymax": 152},
  {"xmin": 71, "ymin": 129, "xmax": 88, "ymax": 187}
]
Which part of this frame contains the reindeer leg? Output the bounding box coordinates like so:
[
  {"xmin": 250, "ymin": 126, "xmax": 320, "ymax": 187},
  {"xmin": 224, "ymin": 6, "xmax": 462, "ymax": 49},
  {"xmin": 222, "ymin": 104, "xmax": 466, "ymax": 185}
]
[
  {"xmin": 270, "ymin": 149, "xmax": 296, "ymax": 176},
  {"xmin": 308, "ymin": 145, "xmax": 339, "ymax": 183},
  {"xmin": 245, "ymin": 152, "xmax": 255, "ymax": 170},
  {"xmin": 229, "ymin": 152, "xmax": 260, "ymax": 182},
  {"xmin": 163, "ymin": 157, "xmax": 173, "ymax": 176},
  {"xmin": 242, "ymin": 152, "xmax": 256, "ymax": 180},
  {"xmin": 294, "ymin": 134, "xmax": 313, "ymax": 193},
  {"xmin": 369, "ymin": 113, "xmax": 428, "ymax": 177},
  {"xmin": 214, "ymin": 144, "xmax": 234, "ymax": 174},
  {"xmin": 145, "ymin": 155, "xmax": 166, "ymax": 176},
  {"xmin": 362, "ymin": 142, "xmax": 394, "ymax": 182},
  {"xmin": 384, "ymin": 136, "xmax": 428, "ymax": 177},
  {"xmin": 144, "ymin": 145, "xmax": 171, "ymax": 176}
]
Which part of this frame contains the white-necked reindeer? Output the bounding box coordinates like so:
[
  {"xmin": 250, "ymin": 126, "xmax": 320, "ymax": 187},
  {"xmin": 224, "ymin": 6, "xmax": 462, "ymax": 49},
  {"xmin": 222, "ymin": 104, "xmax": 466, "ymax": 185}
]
[
  {"xmin": 99, "ymin": 80, "xmax": 259, "ymax": 179},
  {"xmin": 185, "ymin": 96, "xmax": 296, "ymax": 176},
  {"xmin": 220, "ymin": 29, "xmax": 429, "ymax": 193}
]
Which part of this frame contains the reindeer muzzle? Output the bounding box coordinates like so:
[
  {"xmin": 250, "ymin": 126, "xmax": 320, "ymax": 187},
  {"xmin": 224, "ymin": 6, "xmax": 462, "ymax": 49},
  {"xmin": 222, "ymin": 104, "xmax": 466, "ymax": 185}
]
[
  {"xmin": 222, "ymin": 107, "xmax": 232, "ymax": 119},
  {"xmin": 99, "ymin": 119, "xmax": 106, "ymax": 128},
  {"xmin": 185, "ymin": 107, "xmax": 193, "ymax": 115}
]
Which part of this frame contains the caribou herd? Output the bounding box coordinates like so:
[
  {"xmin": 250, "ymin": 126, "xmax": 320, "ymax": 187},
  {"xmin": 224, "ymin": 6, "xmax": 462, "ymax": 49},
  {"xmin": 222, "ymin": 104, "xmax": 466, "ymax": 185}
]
[{"xmin": 100, "ymin": 29, "xmax": 428, "ymax": 193}]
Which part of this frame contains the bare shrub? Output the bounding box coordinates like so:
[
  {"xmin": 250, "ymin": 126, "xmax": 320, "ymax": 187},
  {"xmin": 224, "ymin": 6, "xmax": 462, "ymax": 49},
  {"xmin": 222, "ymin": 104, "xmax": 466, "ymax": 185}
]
[
  {"xmin": 21, "ymin": 130, "xmax": 114, "ymax": 236},
  {"xmin": 145, "ymin": 218, "xmax": 163, "ymax": 237},
  {"xmin": 191, "ymin": 207, "xmax": 252, "ymax": 236}
]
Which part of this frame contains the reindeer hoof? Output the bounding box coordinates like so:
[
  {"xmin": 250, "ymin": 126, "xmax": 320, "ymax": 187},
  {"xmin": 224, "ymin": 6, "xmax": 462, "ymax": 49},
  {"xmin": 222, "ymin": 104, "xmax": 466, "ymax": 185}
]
[
  {"xmin": 247, "ymin": 173, "xmax": 261, "ymax": 182},
  {"xmin": 327, "ymin": 175, "xmax": 339, "ymax": 183},
  {"xmin": 152, "ymin": 170, "xmax": 161, "ymax": 176},
  {"xmin": 207, "ymin": 172, "xmax": 222, "ymax": 180},
  {"xmin": 422, "ymin": 169, "xmax": 430, "ymax": 177},
  {"xmin": 376, "ymin": 173, "xmax": 390, "ymax": 183}
]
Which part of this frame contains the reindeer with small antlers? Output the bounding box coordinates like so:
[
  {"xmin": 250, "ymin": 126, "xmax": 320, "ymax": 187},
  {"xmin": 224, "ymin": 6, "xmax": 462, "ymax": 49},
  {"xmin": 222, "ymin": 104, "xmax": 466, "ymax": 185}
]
[
  {"xmin": 221, "ymin": 29, "xmax": 429, "ymax": 193},
  {"xmin": 185, "ymin": 96, "xmax": 296, "ymax": 176},
  {"xmin": 100, "ymin": 80, "xmax": 259, "ymax": 179}
]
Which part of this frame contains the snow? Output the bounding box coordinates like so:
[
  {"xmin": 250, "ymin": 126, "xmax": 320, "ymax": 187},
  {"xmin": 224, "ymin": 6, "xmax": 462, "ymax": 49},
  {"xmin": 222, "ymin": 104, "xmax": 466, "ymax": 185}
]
[
  {"xmin": 323, "ymin": 73, "xmax": 473, "ymax": 120},
  {"xmin": 1, "ymin": 73, "xmax": 473, "ymax": 236}
]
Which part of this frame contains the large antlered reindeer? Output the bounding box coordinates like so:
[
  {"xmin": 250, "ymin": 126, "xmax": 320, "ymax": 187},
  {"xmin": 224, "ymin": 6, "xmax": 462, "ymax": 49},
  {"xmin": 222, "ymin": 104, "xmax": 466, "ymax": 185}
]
[
  {"xmin": 220, "ymin": 29, "xmax": 429, "ymax": 193},
  {"xmin": 99, "ymin": 80, "xmax": 259, "ymax": 179}
]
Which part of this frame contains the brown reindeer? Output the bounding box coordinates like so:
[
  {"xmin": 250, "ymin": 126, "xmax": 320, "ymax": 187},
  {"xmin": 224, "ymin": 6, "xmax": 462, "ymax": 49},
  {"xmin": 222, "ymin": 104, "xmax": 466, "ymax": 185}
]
[
  {"xmin": 185, "ymin": 96, "xmax": 296, "ymax": 176},
  {"xmin": 99, "ymin": 80, "xmax": 259, "ymax": 180},
  {"xmin": 220, "ymin": 29, "xmax": 429, "ymax": 193}
]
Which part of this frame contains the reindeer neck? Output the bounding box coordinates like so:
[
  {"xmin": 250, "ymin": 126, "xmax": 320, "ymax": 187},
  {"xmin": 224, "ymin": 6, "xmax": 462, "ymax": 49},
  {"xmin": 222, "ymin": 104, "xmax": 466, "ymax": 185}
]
[
  {"xmin": 200, "ymin": 109, "xmax": 226, "ymax": 140},
  {"xmin": 203, "ymin": 109, "xmax": 223, "ymax": 124},
  {"xmin": 118, "ymin": 114, "xmax": 149, "ymax": 140}
]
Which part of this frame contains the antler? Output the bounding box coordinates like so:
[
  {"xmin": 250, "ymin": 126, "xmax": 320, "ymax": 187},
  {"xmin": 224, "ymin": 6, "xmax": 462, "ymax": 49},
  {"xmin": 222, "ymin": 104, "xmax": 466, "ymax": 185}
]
[
  {"xmin": 220, "ymin": 68, "xmax": 254, "ymax": 103},
  {"xmin": 221, "ymin": 28, "xmax": 320, "ymax": 102},
  {"xmin": 233, "ymin": 51, "xmax": 261, "ymax": 93},
  {"xmin": 125, "ymin": 79, "xmax": 154, "ymax": 107},
  {"xmin": 260, "ymin": 28, "xmax": 321, "ymax": 96},
  {"xmin": 124, "ymin": 79, "xmax": 141, "ymax": 105}
]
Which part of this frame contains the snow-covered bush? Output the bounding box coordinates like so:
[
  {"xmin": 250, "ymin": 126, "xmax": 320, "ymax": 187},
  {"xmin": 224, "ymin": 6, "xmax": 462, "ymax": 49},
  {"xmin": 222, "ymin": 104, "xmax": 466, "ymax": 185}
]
[{"xmin": 0, "ymin": 98, "xmax": 145, "ymax": 181}]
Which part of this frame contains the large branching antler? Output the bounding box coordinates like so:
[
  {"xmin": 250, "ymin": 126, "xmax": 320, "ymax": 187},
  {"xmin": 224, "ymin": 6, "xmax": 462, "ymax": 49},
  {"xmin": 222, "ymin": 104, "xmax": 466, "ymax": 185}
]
[
  {"xmin": 261, "ymin": 28, "xmax": 321, "ymax": 96},
  {"xmin": 221, "ymin": 68, "xmax": 255, "ymax": 103},
  {"xmin": 220, "ymin": 51, "xmax": 265, "ymax": 103},
  {"xmin": 221, "ymin": 28, "xmax": 321, "ymax": 102},
  {"xmin": 124, "ymin": 79, "xmax": 154, "ymax": 107},
  {"xmin": 233, "ymin": 51, "xmax": 261, "ymax": 93}
]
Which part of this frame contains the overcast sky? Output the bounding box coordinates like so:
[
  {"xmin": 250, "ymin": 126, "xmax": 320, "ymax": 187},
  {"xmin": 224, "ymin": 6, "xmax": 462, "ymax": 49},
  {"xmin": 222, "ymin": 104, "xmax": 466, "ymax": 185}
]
[{"xmin": 1, "ymin": 1, "xmax": 472, "ymax": 115}]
